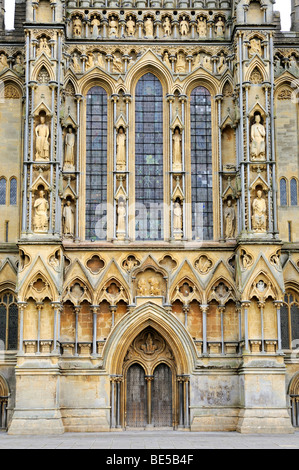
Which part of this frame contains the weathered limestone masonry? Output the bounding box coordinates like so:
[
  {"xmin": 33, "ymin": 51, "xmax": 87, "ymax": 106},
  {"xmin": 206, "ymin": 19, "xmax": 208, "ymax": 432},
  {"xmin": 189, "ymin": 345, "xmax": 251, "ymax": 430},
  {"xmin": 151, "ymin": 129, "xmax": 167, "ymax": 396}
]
[{"xmin": 0, "ymin": 0, "xmax": 299, "ymax": 434}]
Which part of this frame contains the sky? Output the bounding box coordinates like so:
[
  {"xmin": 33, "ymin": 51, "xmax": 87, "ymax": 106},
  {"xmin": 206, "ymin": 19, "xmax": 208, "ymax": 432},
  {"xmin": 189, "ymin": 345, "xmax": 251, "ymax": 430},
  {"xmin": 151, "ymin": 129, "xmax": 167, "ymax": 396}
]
[{"xmin": 3, "ymin": 0, "xmax": 293, "ymax": 31}]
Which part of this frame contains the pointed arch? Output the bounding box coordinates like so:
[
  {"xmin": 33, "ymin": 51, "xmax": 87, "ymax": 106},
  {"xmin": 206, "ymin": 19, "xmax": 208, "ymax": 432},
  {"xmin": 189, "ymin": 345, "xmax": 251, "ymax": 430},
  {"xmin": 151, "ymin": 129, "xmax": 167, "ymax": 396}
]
[
  {"xmin": 103, "ymin": 302, "xmax": 197, "ymax": 375},
  {"xmin": 32, "ymin": 58, "xmax": 55, "ymax": 83},
  {"xmin": 0, "ymin": 374, "xmax": 9, "ymax": 397}
]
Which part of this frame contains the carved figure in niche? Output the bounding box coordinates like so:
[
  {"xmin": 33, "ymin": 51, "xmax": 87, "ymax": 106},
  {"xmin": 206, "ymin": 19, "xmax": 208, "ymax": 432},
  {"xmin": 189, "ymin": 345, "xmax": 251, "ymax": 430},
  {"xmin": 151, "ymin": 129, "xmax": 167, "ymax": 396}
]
[
  {"xmin": 203, "ymin": 55, "xmax": 212, "ymax": 72},
  {"xmin": 289, "ymin": 55, "xmax": 299, "ymax": 76},
  {"xmin": 249, "ymin": 38, "xmax": 262, "ymax": 58},
  {"xmin": 96, "ymin": 52, "xmax": 105, "ymax": 69},
  {"xmin": 172, "ymin": 127, "xmax": 182, "ymax": 170},
  {"xmin": 163, "ymin": 52, "xmax": 172, "ymax": 69},
  {"xmin": 217, "ymin": 53, "xmax": 227, "ymax": 74},
  {"xmin": 176, "ymin": 53, "xmax": 186, "ymax": 73},
  {"xmin": 193, "ymin": 53, "xmax": 201, "ymax": 69},
  {"xmin": 37, "ymin": 37, "xmax": 51, "ymax": 57},
  {"xmin": 270, "ymin": 251, "xmax": 281, "ymax": 270},
  {"xmin": 86, "ymin": 53, "xmax": 95, "ymax": 70},
  {"xmin": 197, "ymin": 16, "xmax": 206, "ymax": 37},
  {"xmin": 141, "ymin": 333, "xmax": 158, "ymax": 354},
  {"xmin": 137, "ymin": 278, "xmax": 147, "ymax": 296},
  {"xmin": 215, "ymin": 17, "xmax": 225, "ymax": 38},
  {"xmin": 73, "ymin": 16, "xmax": 82, "ymax": 37},
  {"xmin": 195, "ymin": 255, "xmax": 213, "ymax": 274},
  {"xmin": 0, "ymin": 53, "xmax": 8, "ymax": 71},
  {"xmin": 173, "ymin": 200, "xmax": 182, "ymax": 232},
  {"xmin": 123, "ymin": 256, "xmax": 139, "ymax": 272},
  {"xmin": 13, "ymin": 55, "xmax": 25, "ymax": 75},
  {"xmin": 109, "ymin": 16, "xmax": 119, "ymax": 37},
  {"xmin": 144, "ymin": 17, "xmax": 154, "ymax": 38},
  {"xmin": 180, "ymin": 16, "xmax": 189, "ymax": 36},
  {"xmin": 224, "ymin": 199, "xmax": 235, "ymax": 239},
  {"xmin": 116, "ymin": 126, "xmax": 126, "ymax": 170},
  {"xmin": 112, "ymin": 54, "xmax": 123, "ymax": 73},
  {"xmin": 274, "ymin": 57, "xmax": 284, "ymax": 77},
  {"xmin": 250, "ymin": 113, "xmax": 266, "ymax": 161},
  {"xmin": 148, "ymin": 277, "xmax": 161, "ymax": 296},
  {"xmin": 241, "ymin": 251, "xmax": 252, "ymax": 269},
  {"xmin": 72, "ymin": 53, "xmax": 81, "ymax": 73},
  {"xmin": 35, "ymin": 115, "xmax": 50, "ymax": 161},
  {"xmin": 252, "ymin": 189, "xmax": 267, "ymax": 232},
  {"xmin": 64, "ymin": 127, "xmax": 75, "ymax": 170},
  {"xmin": 117, "ymin": 199, "xmax": 126, "ymax": 235},
  {"xmin": 90, "ymin": 16, "xmax": 100, "ymax": 37},
  {"xmin": 126, "ymin": 16, "xmax": 136, "ymax": 37},
  {"xmin": 62, "ymin": 200, "xmax": 75, "ymax": 237},
  {"xmin": 163, "ymin": 17, "xmax": 172, "ymax": 37},
  {"xmin": 33, "ymin": 190, "xmax": 49, "ymax": 233}
]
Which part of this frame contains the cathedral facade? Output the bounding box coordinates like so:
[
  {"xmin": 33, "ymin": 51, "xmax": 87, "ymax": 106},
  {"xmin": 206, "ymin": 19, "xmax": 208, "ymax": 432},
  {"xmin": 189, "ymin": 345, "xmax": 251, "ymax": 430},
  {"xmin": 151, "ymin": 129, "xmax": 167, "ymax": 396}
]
[{"xmin": 0, "ymin": 0, "xmax": 299, "ymax": 434}]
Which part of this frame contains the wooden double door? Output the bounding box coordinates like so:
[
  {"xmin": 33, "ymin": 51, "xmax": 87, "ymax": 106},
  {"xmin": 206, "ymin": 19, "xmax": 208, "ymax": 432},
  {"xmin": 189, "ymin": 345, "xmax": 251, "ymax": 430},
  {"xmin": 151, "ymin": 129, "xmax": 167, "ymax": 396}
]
[{"xmin": 126, "ymin": 363, "xmax": 173, "ymax": 428}]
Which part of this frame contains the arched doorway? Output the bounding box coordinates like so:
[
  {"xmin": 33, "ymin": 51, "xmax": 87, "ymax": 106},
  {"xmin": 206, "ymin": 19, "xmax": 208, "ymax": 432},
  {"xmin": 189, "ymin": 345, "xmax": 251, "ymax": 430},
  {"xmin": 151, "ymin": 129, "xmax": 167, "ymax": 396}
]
[
  {"xmin": 0, "ymin": 375, "xmax": 9, "ymax": 430},
  {"xmin": 123, "ymin": 328, "xmax": 176, "ymax": 429}
]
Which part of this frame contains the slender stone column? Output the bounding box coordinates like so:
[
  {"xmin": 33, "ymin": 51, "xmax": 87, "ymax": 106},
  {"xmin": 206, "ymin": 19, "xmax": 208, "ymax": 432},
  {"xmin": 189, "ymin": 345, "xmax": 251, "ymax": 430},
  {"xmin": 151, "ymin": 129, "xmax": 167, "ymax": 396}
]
[
  {"xmin": 51, "ymin": 301, "xmax": 62, "ymax": 353},
  {"xmin": 17, "ymin": 302, "xmax": 27, "ymax": 354},
  {"xmin": 200, "ymin": 305, "xmax": 209, "ymax": 355},
  {"xmin": 110, "ymin": 305, "xmax": 117, "ymax": 329},
  {"xmin": 184, "ymin": 376, "xmax": 190, "ymax": 428},
  {"xmin": 74, "ymin": 305, "xmax": 81, "ymax": 356},
  {"xmin": 242, "ymin": 301, "xmax": 251, "ymax": 352},
  {"xmin": 177, "ymin": 376, "xmax": 184, "ymax": 427},
  {"xmin": 258, "ymin": 301, "xmax": 265, "ymax": 353},
  {"xmin": 274, "ymin": 301, "xmax": 283, "ymax": 353},
  {"xmin": 36, "ymin": 302, "xmax": 43, "ymax": 355},
  {"xmin": 91, "ymin": 305, "xmax": 100, "ymax": 356},
  {"xmin": 183, "ymin": 304, "xmax": 189, "ymax": 329},
  {"xmin": 218, "ymin": 306, "xmax": 225, "ymax": 355},
  {"xmin": 75, "ymin": 94, "xmax": 83, "ymax": 241},
  {"xmin": 145, "ymin": 376, "xmax": 154, "ymax": 427}
]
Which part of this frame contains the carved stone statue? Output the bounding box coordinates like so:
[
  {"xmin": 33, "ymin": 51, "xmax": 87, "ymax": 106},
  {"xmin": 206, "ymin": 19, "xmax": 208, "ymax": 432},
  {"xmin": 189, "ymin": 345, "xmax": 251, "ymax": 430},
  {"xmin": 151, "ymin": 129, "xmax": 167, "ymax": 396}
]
[
  {"xmin": 249, "ymin": 38, "xmax": 262, "ymax": 58},
  {"xmin": 148, "ymin": 277, "xmax": 161, "ymax": 296},
  {"xmin": 141, "ymin": 333, "xmax": 158, "ymax": 354},
  {"xmin": 176, "ymin": 53, "xmax": 186, "ymax": 73},
  {"xmin": 117, "ymin": 199, "xmax": 126, "ymax": 236},
  {"xmin": 180, "ymin": 16, "xmax": 189, "ymax": 36},
  {"xmin": 72, "ymin": 53, "xmax": 81, "ymax": 73},
  {"xmin": 63, "ymin": 200, "xmax": 75, "ymax": 237},
  {"xmin": 35, "ymin": 116, "xmax": 50, "ymax": 161},
  {"xmin": 137, "ymin": 278, "xmax": 147, "ymax": 296},
  {"xmin": 215, "ymin": 17, "xmax": 225, "ymax": 38},
  {"xmin": 37, "ymin": 37, "xmax": 51, "ymax": 57},
  {"xmin": 172, "ymin": 128, "xmax": 182, "ymax": 170},
  {"xmin": 0, "ymin": 53, "xmax": 8, "ymax": 71},
  {"xmin": 144, "ymin": 17, "xmax": 154, "ymax": 38},
  {"xmin": 173, "ymin": 201, "xmax": 182, "ymax": 232},
  {"xmin": 203, "ymin": 55, "xmax": 212, "ymax": 72},
  {"xmin": 96, "ymin": 52, "xmax": 105, "ymax": 69},
  {"xmin": 163, "ymin": 52, "xmax": 172, "ymax": 69},
  {"xmin": 73, "ymin": 16, "xmax": 82, "ymax": 37},
  {"xmin": 90, "ymin": 16, "xmax": 100, "ymax": 37},
  {"xmin": 163, "ymin": 17, "xmax": 172, "ymax": 37},
  {"xmin": 252, "ymin": 190, "xmax": 267, "ymax": 232},
  {"xmin": 116, "ymin": 127, "xmax": 126, "ymax": 170},
  {"xmin": 64, "ymin": 127, "xmax": 75, "ymax": 170},
  {"xmin": 289, "ymin": 55, "xmax": 299, "ymax": 76},
  {"xmin": 109, "ymin": 16, "xmax": 119, "ymax": 37},
  {"xmin": 197, "ymin": 16, "xmax": 207, "ymax": 37},
  {"xmin": 86, "ymin": 53, "xmax": 95, "ymax": 70},
  {"xmin": 33, "ymin": 190, "xmax": 49, "ymax": 233},
  {"xmin": 224, "ymin": 199, "xmax": 235, "ymax": 239},
  {"xmin": 126, "ymin": 16, "xmax": 136, "ymax": 37},
  {"xmin": 217, "ymin": 53, "xmax": 227, "ymax": 74},
  {"xmin": 13, "ymin": 55, "xmax": 25, "ymax": 75},
  {"xmin": 112, "ymin": 54, "xmax": 123, "ymax": 73},
  {"xmin": 250, "ymin": 114, "xmax": 266, "ymax": 161}
]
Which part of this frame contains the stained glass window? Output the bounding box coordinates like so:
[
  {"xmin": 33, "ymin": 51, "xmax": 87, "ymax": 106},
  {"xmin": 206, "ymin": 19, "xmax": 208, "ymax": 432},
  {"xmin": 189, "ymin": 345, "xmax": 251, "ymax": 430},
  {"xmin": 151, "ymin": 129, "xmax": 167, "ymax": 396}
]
[
  {"xmin": 280, "ymin": 178, "xmax": 287, "ymax": 206},
  {"xmin": 281, "ymin": 292, "xmax": 299, "ymax": 349},
  {"xmin": 135, "ymin": 73, "xmax": 163, "ymax": 240},
  {"xmin": 0, "ymin": 178, "xmax": 6, "ymax": 205},
  {"xmin": 290, "ymin": 178, "xmax": 298, "ymax": 206},
  {"xmin": 9, "ymin": 178, "xmax": 17, "ymax": 205},
  {"xmin": 190, "ymin": 86, "xmax": 213, "ymax": 240},
  {"xmin": 0, "ymin": 293, "xmax": 18, "ymax": 351},
  {"xmin": 85, "ymin": 86, "xmax": 107, "ymax": 240}
]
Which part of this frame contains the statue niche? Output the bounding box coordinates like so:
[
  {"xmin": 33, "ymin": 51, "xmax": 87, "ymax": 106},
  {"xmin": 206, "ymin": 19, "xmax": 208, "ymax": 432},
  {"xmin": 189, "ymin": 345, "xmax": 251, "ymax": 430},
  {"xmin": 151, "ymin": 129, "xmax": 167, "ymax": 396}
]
[
  {"xmin": 250, "ymin": 113, "xmax": 266, "ymax": 161},
  {"xmin": 35, "ymin": 114, "xmax": 50, "ymax": 161},
  {"xmin": 252, "ymin": 188, "xmax": 267, "ymax": 233},
  {"xmin": 33, "ymin": 187, "xmax": 49, "ymax": 234},
  {"xmin": 62, "ymin": 197, "xmax": 75, "ymax": 238},
  {"xmin": 136, "ymin": 269, "xmax": 166, "ymax": 298},
  {"xmin": 64, "ymin": 126, "xmax": 76, "ymax": 171}
]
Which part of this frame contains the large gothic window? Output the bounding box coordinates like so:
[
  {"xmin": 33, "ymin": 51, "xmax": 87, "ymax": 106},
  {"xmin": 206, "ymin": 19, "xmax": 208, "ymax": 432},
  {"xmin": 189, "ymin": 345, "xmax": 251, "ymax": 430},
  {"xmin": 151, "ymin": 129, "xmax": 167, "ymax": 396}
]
[
  {"xmin": 190, "ymin": 86, "xmax": 213, "ymax": 240},
  {"xmin": 281, "ymin": 291, "xmax": 299, "ymax": 349},
  {"xmin": 135, "ymin": 73, "xmax": 163, "ymax": 240},
  {"xmin": 0, "ymin": 178, "xmax": 6, "ymax": 205},
  {"xmin": 0, "ymin": 292, "xmax": 18, "ymax": 350},
  {"xmin": 85, "ymin": 86, "xmax": 107, "ymax": 240}
]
